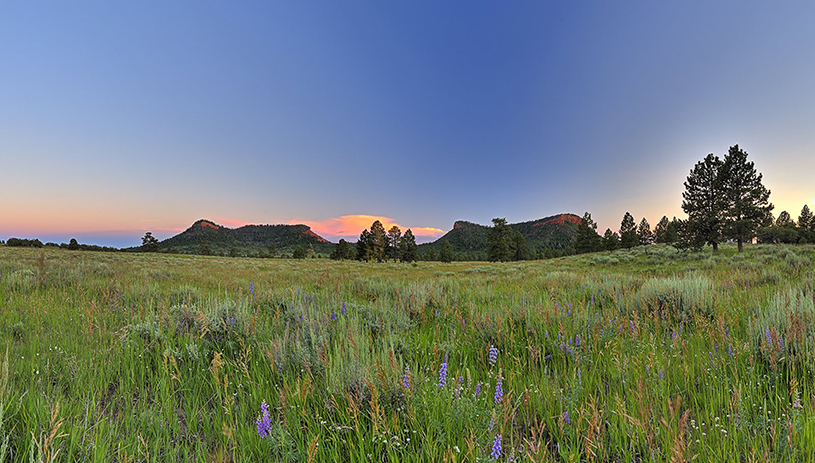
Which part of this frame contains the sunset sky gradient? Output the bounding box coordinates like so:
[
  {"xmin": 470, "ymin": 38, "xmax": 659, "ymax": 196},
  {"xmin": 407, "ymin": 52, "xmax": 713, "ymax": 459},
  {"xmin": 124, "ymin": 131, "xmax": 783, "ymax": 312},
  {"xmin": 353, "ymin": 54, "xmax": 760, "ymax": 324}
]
[{"xmin": 2, "ymin": 2, "xmax": 814, "ymax": 247}]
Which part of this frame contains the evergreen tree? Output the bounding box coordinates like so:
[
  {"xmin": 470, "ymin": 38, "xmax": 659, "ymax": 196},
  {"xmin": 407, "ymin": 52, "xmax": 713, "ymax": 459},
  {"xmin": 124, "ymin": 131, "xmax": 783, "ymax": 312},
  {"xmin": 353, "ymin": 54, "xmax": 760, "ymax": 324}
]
[
  {"xmin": 654, "ymin": 216, "xmax": 671, "ymax": 244},
  {"xmin": 439, "ymin": 240, "xmax": 454, "ymax": 263},
  {"xmin": 798, "ymin": 204, "xmax": 814, "ymax": 231},
  {"xmin": 423, "ymin": 248, "xmax": 438, "ymax": 261},
  {"xmin": 398, "ymin": 229, "xmax": 418, "ymax": 262},
  {"xmin": 387, "ymin": 226, "xmax": 402, "ymax": 262},
  {"xmin": 141, "ymin": 232, "xmax": 159, "ymax": 252},
  {"xmin": 637, "ymin": 218, "xmax": 654, "ymax": 246},
  {"xmin": 775, "ymin": 211, "xmax": 793, "ymax": 227},
  {"xmin": 720, "ymin": 145, "xmax": 773, "ymax": 252},
  {"xmin": 681, "ymin": 153, "xmax": 724, "ymax": 251},
  {"xmin": 619, "ymin": 212, "xmax": 639, "ymax": 249},
  {"xmin": 576, "ymin": 212, "xmax": 602, "ymax": 254},
  {"xmin": 330, "ymin": 239, "xmax": 352, "ymax": 260},
  {"xmin": 68, "ymin": 238, "xmax": 81, "ymax": 251},
  {"xmin": 369, "ymin": 220, "xmax": 388, "ymax": 262},
  {"xmin": 487, "ymin": 218, "xmax": 515, "ymax": 262},
  {"xmin": 292, "ymin": 245, "xmax": 307, "ymax": 259},
  {"xmin": 267, "ymin": 243, "xmax": 277, "ymax": 258},
  {"xmin": 513, "ymin": 230, "xmax": 531, "ymax": 260},
  {"xmin": 666, "ymin": 217, "xmax": 680, "ymax": 244},
  {"xmin": 602, "ymin": 228, "xmax": 620, "ymax": 251},
  {"xmin": 356, "ymin": 229, "xmax": 371, "ymax": 261}
]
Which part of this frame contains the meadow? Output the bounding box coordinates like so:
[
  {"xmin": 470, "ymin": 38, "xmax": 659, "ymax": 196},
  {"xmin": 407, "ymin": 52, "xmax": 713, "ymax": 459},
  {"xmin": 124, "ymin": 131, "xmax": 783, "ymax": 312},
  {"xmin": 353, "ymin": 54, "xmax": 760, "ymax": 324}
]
[{"xmin": 1, "ymin": 244, "xmax": 814, "ymax": 462}]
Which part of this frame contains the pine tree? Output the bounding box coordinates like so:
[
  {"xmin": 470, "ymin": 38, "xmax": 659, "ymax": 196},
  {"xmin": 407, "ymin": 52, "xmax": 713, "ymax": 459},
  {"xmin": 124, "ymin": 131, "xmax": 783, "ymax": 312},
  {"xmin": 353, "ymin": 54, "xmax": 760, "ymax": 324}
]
[
  {"xmin": 654, "ymin": 216, "xmax": 670, "ymax": 244},
  {"xmin": 356, "ymin": 229, "xmax": 371, "ymax": 261},
  {"xmin": 387, "ymin": 226, "xmax": 402, "ymax": 262},
  {"xmin": 292, "ymin": 245, "xmax": 306, "ymax": 259},
  {"xmin": 720, "ymin": 145, "xmax": 773, "ymax": 252},
  {"xmin": 681, "ymin": 153, "xmax": 725, "ymax": 251},
  {"xmin": 487, "ymin": 218, "xmax": 516, "ymax": 262},
  {"xmin": 798, "ymin": 205, "xmax": 814, "ymax": 231},
  {"xmin": 330, "ymin": 239, "xmax": 352, "ymax": 260},
  {"xmin": 513, "ymin": 230, "xmax": 531, "ymax": 260},
  {"xmin": 637, "ymin": 218, "xmax": 654, "ymax": 246},
  {"xmin": 576, "ymin": 212, "xmax": 602, "ymax": 253},
  {"xmin": 439, "ymin": 240, "xmax": 454, "ymax": 263},
  {"xmin": 369, "ymin": 220, "xmax": 388, "ymax": 262},
  {"xmin": 141, "ymin": 232, "xmax": 159, "ymax": 252},
  {"xmin": 619, "ymin": 212, "xmax": 638, "ymax": 249},
  {"xmin": 602, "ymin": 228, "xmax": 620, "ymax": 251},
  {"xmin": 398, "ymin": 229, "xmax": 418, "ymax": 262}
]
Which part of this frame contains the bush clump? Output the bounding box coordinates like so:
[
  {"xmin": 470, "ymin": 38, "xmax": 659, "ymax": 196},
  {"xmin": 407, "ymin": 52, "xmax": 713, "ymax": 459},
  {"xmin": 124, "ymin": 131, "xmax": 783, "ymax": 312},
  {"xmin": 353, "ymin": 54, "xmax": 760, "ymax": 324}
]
[{"xmin": 636, "ymin": 275, "xmax": 716, "ymax": 321}]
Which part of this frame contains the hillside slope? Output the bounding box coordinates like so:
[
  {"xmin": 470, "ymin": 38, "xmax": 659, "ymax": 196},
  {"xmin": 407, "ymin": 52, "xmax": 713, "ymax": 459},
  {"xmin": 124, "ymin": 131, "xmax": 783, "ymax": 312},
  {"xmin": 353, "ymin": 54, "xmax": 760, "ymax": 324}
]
[
  {"xmin": 152, "ymin": 219, "xmax": 335, "ymax": 256},
  {"xmin": 419, "ymin": 213, "xmax": 581, "ymax": 259}
]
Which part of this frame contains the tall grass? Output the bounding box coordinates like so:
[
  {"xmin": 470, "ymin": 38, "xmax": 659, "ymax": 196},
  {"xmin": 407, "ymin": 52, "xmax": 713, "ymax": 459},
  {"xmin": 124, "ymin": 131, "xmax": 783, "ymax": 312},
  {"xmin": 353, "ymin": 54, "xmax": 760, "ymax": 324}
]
[{"xmin": 0, "ymin": 244, "xmax": 814, "ymax": 461}]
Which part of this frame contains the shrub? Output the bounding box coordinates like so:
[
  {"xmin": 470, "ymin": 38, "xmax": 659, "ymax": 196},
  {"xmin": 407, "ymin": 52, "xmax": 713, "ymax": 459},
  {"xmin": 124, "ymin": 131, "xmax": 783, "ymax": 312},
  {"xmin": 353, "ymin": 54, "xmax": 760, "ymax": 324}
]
[
  {"xmin": 752, "ymin": 287, "xmax": 815, "ymax": 368},
  {"xmin": 636, "ymin": 275, "xmax": 716, "ymax": 321}
]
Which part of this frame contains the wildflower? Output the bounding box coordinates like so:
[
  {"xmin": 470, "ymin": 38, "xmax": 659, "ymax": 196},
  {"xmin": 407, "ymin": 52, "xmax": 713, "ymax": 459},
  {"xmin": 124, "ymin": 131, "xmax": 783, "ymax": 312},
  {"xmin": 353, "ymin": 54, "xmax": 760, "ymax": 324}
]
[
  {"xmin": 249, "ymin": 282, "xmax": 254, "ymax": 295},
  {"xmin": 660, "ymin": 369, "xmax": 665, "ymax": 379},
  {"xmin": 331, "ymin": 311, "xmax": 337, "ymax": 320},
  {"xmin": 728, "ymin": 345, "xmax": 734, "ymax": 357},
  {"xmin": 439, "ymin": 355, "xmax": 448, "ymax": 387},
  {"xmin": 474, "ymin": 383, "xmax": 482, "ymax": 397},
  {"xmin": 256, "ymin": 401, "xmax": 271, "ymax": 438},
  {"xmin": 765, "ymin": 328, "xmax": 772, "ymax": 346},
  {"xmin": 229, "ymin": 317, "xmax": 236, "ymax": 326},
  {"xmin": 402, "ymin": 367, "xmax": 410, "ymax": 389},
  {"xmin": 341, "ymin": 302, "xmax": 346, "ymax": 316},
  {"xmin": 563, "ymin": 411, "xmax": 570, "ymax": 425},
  {"xmin": 490, "ymin": 434, "xmax": 502, "ymax": 460},
  {"xmin": 494, "ymin": 374, "xmax": 503, "ymax": 404},
  {"xmin": 577, "ymin": 368, "xmax": 582, "ymax": 385},
  {"xmin": 489, "ymin": 345, "xmax": 499, "ymax": 367}
]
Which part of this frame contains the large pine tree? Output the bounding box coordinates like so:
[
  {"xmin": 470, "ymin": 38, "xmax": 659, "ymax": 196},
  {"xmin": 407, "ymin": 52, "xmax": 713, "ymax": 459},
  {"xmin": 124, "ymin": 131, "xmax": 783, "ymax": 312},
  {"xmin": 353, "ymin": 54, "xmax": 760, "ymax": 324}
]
[
  {"xmin": 369, "ymin": 220, "xmax": 388, "ymax": 262},
  {"xmin": 398, "ymin": 229, "xmax": 418, "ymax": 262},
  {"xmin": 681, "ymin": 153, "xmax": 725, "ymax": 251},
  {"xmin": 576, "ymin": 212, "xmax": 602, "ymax": 253},
  {"xmin": 487, "ymin": 218, "xmax": 515, "ymax": 262},
  {"xmin": 719, "ymin": 145, "xmax": 773, "ymax": 252},
  {"xmin": 637, "ymin": 217, "xmax": 654, "ymax": 246},
  {"xmin": 619, "ymin": 212, "xmax": 638, "ymax": 249}
]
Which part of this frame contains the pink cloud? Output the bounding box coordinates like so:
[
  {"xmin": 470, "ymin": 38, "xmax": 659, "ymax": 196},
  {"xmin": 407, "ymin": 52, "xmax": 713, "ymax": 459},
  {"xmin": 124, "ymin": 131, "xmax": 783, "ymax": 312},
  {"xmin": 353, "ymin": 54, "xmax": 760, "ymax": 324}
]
[{"xmin": 292, "ymin": 215, "xmax": 444, "ymax": 241}]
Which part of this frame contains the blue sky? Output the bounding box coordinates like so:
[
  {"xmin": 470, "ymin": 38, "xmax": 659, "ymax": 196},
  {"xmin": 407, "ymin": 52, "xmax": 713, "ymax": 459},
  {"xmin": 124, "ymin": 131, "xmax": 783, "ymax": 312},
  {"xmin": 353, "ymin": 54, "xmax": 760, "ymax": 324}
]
[{"xmin": 2, "ymin": 2, "xmax": 814, "ymax": 247}]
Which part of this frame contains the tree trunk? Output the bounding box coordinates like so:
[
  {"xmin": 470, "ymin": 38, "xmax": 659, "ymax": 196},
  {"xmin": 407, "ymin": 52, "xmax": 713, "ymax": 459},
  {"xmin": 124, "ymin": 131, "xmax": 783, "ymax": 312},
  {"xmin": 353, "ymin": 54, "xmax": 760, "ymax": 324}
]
[
  {"xmin": 712, "ymin": 242, "xmax": 718, "ymax": 252},
  {"xmin": 737, "ymin": 238, "xmax": 743, "ymax": 253}
]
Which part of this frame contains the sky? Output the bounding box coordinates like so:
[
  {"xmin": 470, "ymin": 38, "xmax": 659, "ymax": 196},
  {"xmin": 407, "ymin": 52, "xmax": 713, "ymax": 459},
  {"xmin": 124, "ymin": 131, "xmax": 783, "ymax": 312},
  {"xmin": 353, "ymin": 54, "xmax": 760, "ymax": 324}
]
[{"xmin": 2, "ymin": 1, "xmax": 815, "ymax": 247}]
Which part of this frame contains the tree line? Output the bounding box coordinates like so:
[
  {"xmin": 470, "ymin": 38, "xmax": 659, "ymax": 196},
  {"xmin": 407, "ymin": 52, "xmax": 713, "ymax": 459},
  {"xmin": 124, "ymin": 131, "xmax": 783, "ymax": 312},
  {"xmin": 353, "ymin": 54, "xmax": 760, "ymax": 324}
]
[
  {"xmin": 338, "ymin": 220, "xmax": 419, "ymax": 262},
  {"xmin": 575, "ymin": 144, "xmax": 814, "ymax": 255}
]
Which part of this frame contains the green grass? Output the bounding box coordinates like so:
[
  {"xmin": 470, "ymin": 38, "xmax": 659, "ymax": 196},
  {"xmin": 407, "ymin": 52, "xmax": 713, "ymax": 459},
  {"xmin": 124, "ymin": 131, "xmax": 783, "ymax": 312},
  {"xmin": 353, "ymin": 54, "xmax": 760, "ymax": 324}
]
[{"xmin": 0, "ymin": 244, "xmax": 814, "ymax": 462}]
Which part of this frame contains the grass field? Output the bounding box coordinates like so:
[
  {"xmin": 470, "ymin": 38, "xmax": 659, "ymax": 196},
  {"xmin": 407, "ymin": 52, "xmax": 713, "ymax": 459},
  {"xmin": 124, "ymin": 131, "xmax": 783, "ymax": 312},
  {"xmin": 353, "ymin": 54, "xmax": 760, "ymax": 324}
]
[{"xmin": 1, "ymin": 244, "xmax": 814, "ymax": 462}]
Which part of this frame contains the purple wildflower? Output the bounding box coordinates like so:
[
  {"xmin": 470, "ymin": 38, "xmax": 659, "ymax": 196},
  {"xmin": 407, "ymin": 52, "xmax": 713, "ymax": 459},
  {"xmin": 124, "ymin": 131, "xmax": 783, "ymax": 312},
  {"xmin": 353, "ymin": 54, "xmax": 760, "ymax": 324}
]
[
  {"xmin": 249, "ymin": 282, "xmax": 254, "ymax": 295},
  {"xmin": 489, "ymin": 345, "xmax": 499, "ymax": 367},
  {"xmin": 728, "ymin": 345, "xmax": 734, "ymax": 357},
  {"xmin": 229, "ymin": 317, "xmax": 236, "ymax": 326},
  {"xmin": 402, "ymin": 367, "xmax": 410, "ymax": 389},
  {"xmin": 563, "ymin": 411, "xmax": 570, "ymax": 425},
  {"xmin": 494, "ymin": 375, "xmax": 503, "ymax": 404},
  {"xmin": 708, "ymin": 351, "xmax": 713, "ymax": 362},
  {"xmin": 475, "ymin": 383, "xmax": 482, "ymax": 397},
  {"xmin": 256, "ymin": 401, "xmax": 271, "ymax": 438},
  {"xmin": 660, "ymin": 369, "xmax": 665, "ymax": 379},
  {"xmin": 341, "ymin": 302, "xmax": 346, "ymax": 316},
  {"xmin": 765, "ymin": 328, "xmax": 772, "ymax": 346},
  {"xmin": 331, "ymin": 311, "xmax": 337, "ymax": 320},
  {"xmin": 490, "ymin": 434, "xmax": 502, "ymax": 460},
  {"xmin": 438, "ymin": 355, "xmax": 448, "ymax": 387}
]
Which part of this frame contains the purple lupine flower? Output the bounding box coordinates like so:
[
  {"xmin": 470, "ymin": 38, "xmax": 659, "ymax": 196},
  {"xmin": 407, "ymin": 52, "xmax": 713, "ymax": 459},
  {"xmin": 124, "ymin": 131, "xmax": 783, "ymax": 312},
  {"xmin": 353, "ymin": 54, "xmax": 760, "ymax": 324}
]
[
  {"xmin": 765, "ymin": 328, "xmax": 772, "ymax": 346},
  {"xmin": 563, "ymin": 411, "xmax": 570, "ymax": 425},
  {"xmin": 256, "ymin": 401, "xmax": 271, "ymax": 438},
  {"xmin": 474, "ymin": 383, "xmax": 482, "ymax": 397},
  {"xmin": 402, "ymin": 367, "xmax": 410, "ymax": 389},
  {"xmin": 490, "ymin": 434, "xmax": 502, "ymax": 460},
  {"xmin": 331, "ymin": 311, "xmax": 337, "ymax": 320},
  {"xmin": 341, "ymin": 302, "xmax": 346, "ymax": 316},
  {"xmin": 575, "ymin": 335, "xmax": 580, "ymax": 347},
  {"xmin": 494, "ymin": 375, "xmax": 503, "ymax": 404},
  {"xmin": 488, "ymin": 415, "xmax": 495, "ymax": 431},
  {"xmin": 708, "ymin": 351, "xmax": 713, "ymax": 362},
  {"xmin": 660, "ymin": 369, "xmax": 665, "ymax": 379},
  {"xmin": 489, "ymin": 345, "xmax": 499, "ymax": 367},
  {"xmin": 577, "ymin": 368, "xmax": 582, "ymax": 385},
  {"xmin": 779, "ymin": 337, "xmax": 785, "ymax": 350},
  {"xmin": 229, "ymin": 317, "xmax": 236, "ymax": 326},
  {"xmin": 438, "ymin": 354, "xmax": 448, "ymax": 387},
  {"xmin": 728, "ymin": 345, "xmax": 734, "ymax": 357}
]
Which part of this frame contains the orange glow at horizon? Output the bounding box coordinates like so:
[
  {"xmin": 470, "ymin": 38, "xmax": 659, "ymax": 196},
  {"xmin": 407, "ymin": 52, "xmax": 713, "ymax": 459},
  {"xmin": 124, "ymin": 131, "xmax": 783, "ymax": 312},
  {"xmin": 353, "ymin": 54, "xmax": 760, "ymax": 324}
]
[{"xmin": 292, "ymin": 215, "xmax": 444, "ymax": 239}]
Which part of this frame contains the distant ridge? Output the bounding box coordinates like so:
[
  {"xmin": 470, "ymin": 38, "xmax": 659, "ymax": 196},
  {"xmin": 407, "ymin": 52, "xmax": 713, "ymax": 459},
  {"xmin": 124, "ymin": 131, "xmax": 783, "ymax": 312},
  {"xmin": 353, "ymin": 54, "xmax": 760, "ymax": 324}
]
[
  {"xmin": 419, "ymin": 213, "xmax": 581, "ymax": 259},
  {"xmin": 149, "ymin": 219, "xmax": 334, "ymax": 256}
]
